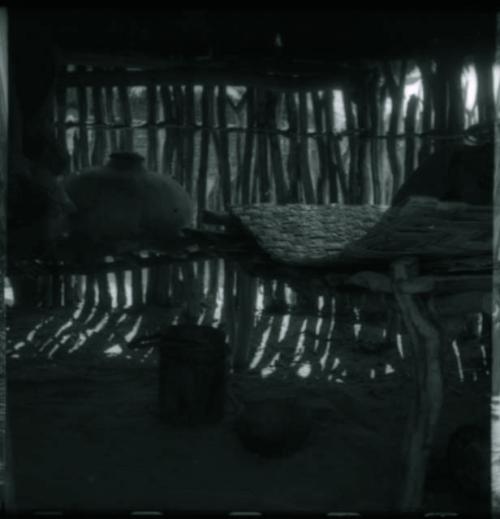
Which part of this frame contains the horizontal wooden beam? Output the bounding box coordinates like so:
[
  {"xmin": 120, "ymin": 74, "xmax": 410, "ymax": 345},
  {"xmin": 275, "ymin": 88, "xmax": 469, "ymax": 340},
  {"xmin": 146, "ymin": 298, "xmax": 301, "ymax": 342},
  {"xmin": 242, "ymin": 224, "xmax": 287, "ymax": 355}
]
[{"xmin": 59, "ymin": 61, "xmax": 359, "ymax": 92}]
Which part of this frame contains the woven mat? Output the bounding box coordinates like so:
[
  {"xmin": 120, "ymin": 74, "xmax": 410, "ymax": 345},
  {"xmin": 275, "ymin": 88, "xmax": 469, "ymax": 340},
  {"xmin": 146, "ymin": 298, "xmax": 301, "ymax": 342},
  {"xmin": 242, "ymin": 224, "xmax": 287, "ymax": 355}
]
[
  {"xmin": 230, "ymin": 198, "xmax": 492, "ymax": 268},
  {"xmin": 230, "ymin": 203, "xmax": 387, "ymax": 266}
]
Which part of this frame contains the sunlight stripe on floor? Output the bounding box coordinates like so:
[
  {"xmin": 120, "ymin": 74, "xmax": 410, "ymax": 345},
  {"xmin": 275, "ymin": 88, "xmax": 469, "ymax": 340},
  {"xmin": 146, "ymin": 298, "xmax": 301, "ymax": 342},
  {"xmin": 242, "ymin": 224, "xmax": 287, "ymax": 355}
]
[
  {"xmin": 124, "ymin": 315, "xmax": 143, "ymax": 343},
  {"xmin": 320, "ymin": 319, "xmax": 336, "ymax": 371},
  {"xmin": 249, "ymin": 317, "xmax": 273, "ymax": 369}
]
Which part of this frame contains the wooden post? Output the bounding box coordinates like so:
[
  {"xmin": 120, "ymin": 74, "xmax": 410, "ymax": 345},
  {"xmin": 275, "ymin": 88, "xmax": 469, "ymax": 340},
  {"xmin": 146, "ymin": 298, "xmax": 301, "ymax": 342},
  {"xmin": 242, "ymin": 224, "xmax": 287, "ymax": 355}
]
[
  {"xmin": 285, "ymin": 92, "xmax": 300, "ymax": 203},
  {"xmin": 391, "ymin": 257, "xmax": 443, "ymax": 512},
  {"xmin": 203, "ymin": 259, "xmax": 221, "ymax": 327},
  {"xmin": 216, "ymin": 85, "xmax": 232, "ymax": 208},
  {"xmin": 197, "ymin": 86, "xmax": 213, "ymax": 226},
  {"xmin": 260, "ymin": 90, "xmax": 273, "ymax": 202},
  {"xmin": 298, "ymin": 91, "xmax": 315, "ymax": 203},
  {"xmin": 82, "ymin": 274, "xmax": 97, "ymax": 318},
  {"xmin": 267, "ymin": 91, "xmax": 288, "ymax": 204},
  {"xmin": 475, "ymin": 51, "xmax": 495, "ymax": 125},
  {"xmin": 183, "ymin": 84, "xmax": 195, "ymax": 197},
  {"xmin": 144, "ymin": 84, "xmax": 163, "ymax": 307},
  {"xmin": 322, "ymin": 89, "xmax": 338, "ymax": 203},
  {"xmin": 222, "ymin": 260, "xmax": 237, "ymax": 364},
  {"xmin": 311, "ymin": 90, "xmax": 329, "ymax": 204},
  {"xmin": 232, "ymin": 93, "xmax": 244, "ymax": 205},
  {"xmin": 384, "ymin": 60, "xmax": 407, "ymax": 196},
  {"xmin": 180, "ymin": 84, "xmax": 197, "ymax": 321},
  {"xmin": 417, "ymin": 60, "xmax": 434, "ymax": 164},
  {"xmin": 172, "ymin": 85, "xmax": 185, "ymax": 186},
  {"xmin": 378, "ymin": 82, "xmax": 391, "ymax": 204},
  {"xmin": 146, "ymin": 84, "xmax": 158, "ymax": 171},
  {"xmin": 356, "ymin": 81, "xmax": 372, "ymax": 204},
  {"xmin": 145, "ymin": 84, "xmax": 159, "ymax": 306},
  {"xmin": 91, "ymin": 71, "xmax": 107, "ymax": 166},
  {"xmin": 433, "ymin": 58, "xmax": 448, "ymax": 154},
  {"xmin": 368, "ymin": 72, "xmax": 382, "ymax": 205},
  {"xmin": 343, "ymin": 88, "xmax": 359, "ymax": 203},
  {"xmin": 55, "ymin": 78, "xmax": 76, "ymax": 307},
  {"xmin": 66, "ymin": 68, "xmax": 92, "ymax": 309},
  {"xmin": 325, "ymin": 90, "xmax": 348, "ymax": 203},
  {"xmin": 76, "ymin": 65, "xmax": 90, "ymax": 168},
  {"xmin": 118, "ymin": 83, "xmax": 140, "ymax": 305},
  {"xmin": 54, "ymin": 81, "xmax": 68, "ymax": 158},
  {"xmin": 232, "ymin": 269, "xmax": 258, "ymax": 372},
  {"xmin": 117, "ymin": 79, "xmax": 133, "ymax": 150},
  {"xmin": 91, "ymin": 76, "xmax": 112, "ymax": 308},
  {"xmin": 160, "ymin": 85, "xmax": 176, "ymax": 176},
  {"xmin": 0, "ymin": 20, "xmax": 7, "ymax": 506},
  {"xmin": 404, "ymin": 95, "xmax": 419, "ymax": 183},
  {"xmin": 447, "ymin": 57, "xmax": 465, "ymax": 136},
  {"xmin": 240, "ymin": 88, "xmax": 255, "ymax": 205},
  {"xmin": 493, "ymin": 112, "xmax": 500, "ymax": 513},
  {"xmin": 105, "ymin": 84, "xmax": 118, "ymax": 152}
]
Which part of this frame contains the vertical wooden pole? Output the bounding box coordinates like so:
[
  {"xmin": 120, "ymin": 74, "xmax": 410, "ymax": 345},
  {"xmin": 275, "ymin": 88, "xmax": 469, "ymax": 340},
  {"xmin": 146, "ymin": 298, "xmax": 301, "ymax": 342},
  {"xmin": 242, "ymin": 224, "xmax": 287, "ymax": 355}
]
[
  {"xmin": 170, "ymin": 86, "xmax": 185, "ymax": 304},
  {"xmin": 105, "ymin": 84, "xmax": 118, "ymax": 152},
  {"xmin": 0, "ymin": 16, "xmax": 9, "ymax": 495},
  {"xmin": 181, "ymin": 84, "xmax": 197, "ymax": 322},
  {"xmin": 69, "ymin": 68, "xmax": 93, "ymax": 309},
  {"xmin": 232, "ymin": 269, "xmax": 258, "ymax": 372},
  {"xmin": 324, "ymin": 89, "xmax": 347, "ymax": 203},
  {"xmin": 493, "ymin": 90, "xmax": 500, "ymax": 512},
  {"xmin": 76, "ymin": 66, "xmax": 91, "ymax": 168},
  {"xmin": 254, "ymin": 89, "xmax": 271, "ymax": 203},
  {"xmin": 172, "ymin": 85, "xmax": 185, "ymax": 184},
  {"xmin": 147, "ymin": 84, "xmax": 158, "ymax": 171},
  {"xmin": 356, "ymin": 82, "xmax": 372, "ymax": 204},
  {"xmin": 91, "ymin": 71, "xmax": 107, "ymax": 166},
  {"xmin": 118, "ymin": 83, "xmax": 139, "ymax": 306},
  {"xmin": 216, "ymin": 85, "xmax": 232, "ymax": 208},
  {"xmin": 267, "ymin": 91, "xmax": 288, "ymax": 204},
  {"xmin": 384, "ymin": 60, "xmax": 407, "ymax": 197},
  {"xmin": 392, "ymin": 258, "xmax": 443, "ymax": 512},
  {"xmin": 433, "ymin": 58, "xmax": 448, "ymax": 154},
  {"xmin": 417, "ymin": 60, "xmax": 434, "ymax": 164},
  {"xmin": 160, "ymin": 85, "xmax": 176, "ymax": 176},
  {"xmin": 285, "ymin": 92, "xmax": 300, "ymax": 203},
  {"xmin": 197, "ymin": 86, "xmax": 213, "ymax": 226},
  {"xmin": 475, "ymin": 51, "xmax": 495, "ymax": 125},
  {"xmin": 117, "ymin": 80, "xmax": 133, "ymax": 150},
  {"xmin": 91, "ymin": 79, "xmax": 112, "ymax": 309},
  {"xmin": 298, "ymin": 91, "xmax": 315, "ymax": 203},
  {"xmin": 368, "ymin": 74, "xmax": 382, "ymax": 205},
  {"xmin": 343, "ymin": 88, "xmax": 359, "ymax": 203},
  {"xmin": 241, "ymin": 88, "xmax": 255, "ymax": 204},
  {"xmin": 311, "ymin": 90, "xmax": 330, "ymax": 204},
  {"xmin": 145, "ymin": 84, "xmax": 159, "ymax": 306},
  {"xmin": 184, "ymin": 84, "xmax": 195, "ymax": 197},
  {"xmin": 404, "ymin": 95, "xmax": 419, "ymax": 183},
  {"xmin": 55, "ymin": 78, "xmax": 76, "ymax": 306},
  {"xmin": 447, "ymin": 57, "xmax": 465, "ymax": 136}
]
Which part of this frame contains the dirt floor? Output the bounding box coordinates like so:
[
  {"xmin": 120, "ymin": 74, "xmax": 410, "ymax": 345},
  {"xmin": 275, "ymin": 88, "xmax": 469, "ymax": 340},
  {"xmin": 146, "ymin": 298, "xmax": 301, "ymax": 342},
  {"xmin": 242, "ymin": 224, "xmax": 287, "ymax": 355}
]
[{"xmin": 5, "ymin": 302, "xmax": 492, "ymax": 515}]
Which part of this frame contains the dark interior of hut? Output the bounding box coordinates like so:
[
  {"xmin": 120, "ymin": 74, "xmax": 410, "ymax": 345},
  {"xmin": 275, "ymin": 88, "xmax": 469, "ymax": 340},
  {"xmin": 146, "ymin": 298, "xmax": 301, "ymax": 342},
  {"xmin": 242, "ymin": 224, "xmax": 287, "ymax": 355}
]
[{"xmin": 1, "ymin": 7, "xmax": 498, "ymax": 516}]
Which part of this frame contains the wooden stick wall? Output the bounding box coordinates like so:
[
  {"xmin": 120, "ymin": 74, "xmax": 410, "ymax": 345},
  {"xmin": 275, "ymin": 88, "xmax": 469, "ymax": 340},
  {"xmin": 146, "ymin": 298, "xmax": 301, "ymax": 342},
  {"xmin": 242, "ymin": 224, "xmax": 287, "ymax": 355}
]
[
  {"xmin": 14, "ymin": 58, "xmax": 494, "ymax": 374},
  {"xmin": 59, "ymin": 60, "xmax": 492, "ymax": 210}
]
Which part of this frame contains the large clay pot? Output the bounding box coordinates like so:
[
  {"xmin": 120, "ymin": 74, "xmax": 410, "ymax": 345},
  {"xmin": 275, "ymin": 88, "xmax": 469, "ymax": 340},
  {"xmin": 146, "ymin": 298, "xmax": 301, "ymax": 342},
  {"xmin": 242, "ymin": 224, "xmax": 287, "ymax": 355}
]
[{"xmin": 64, "ymin": 152, "xmax": 193, "ymax": 255}]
